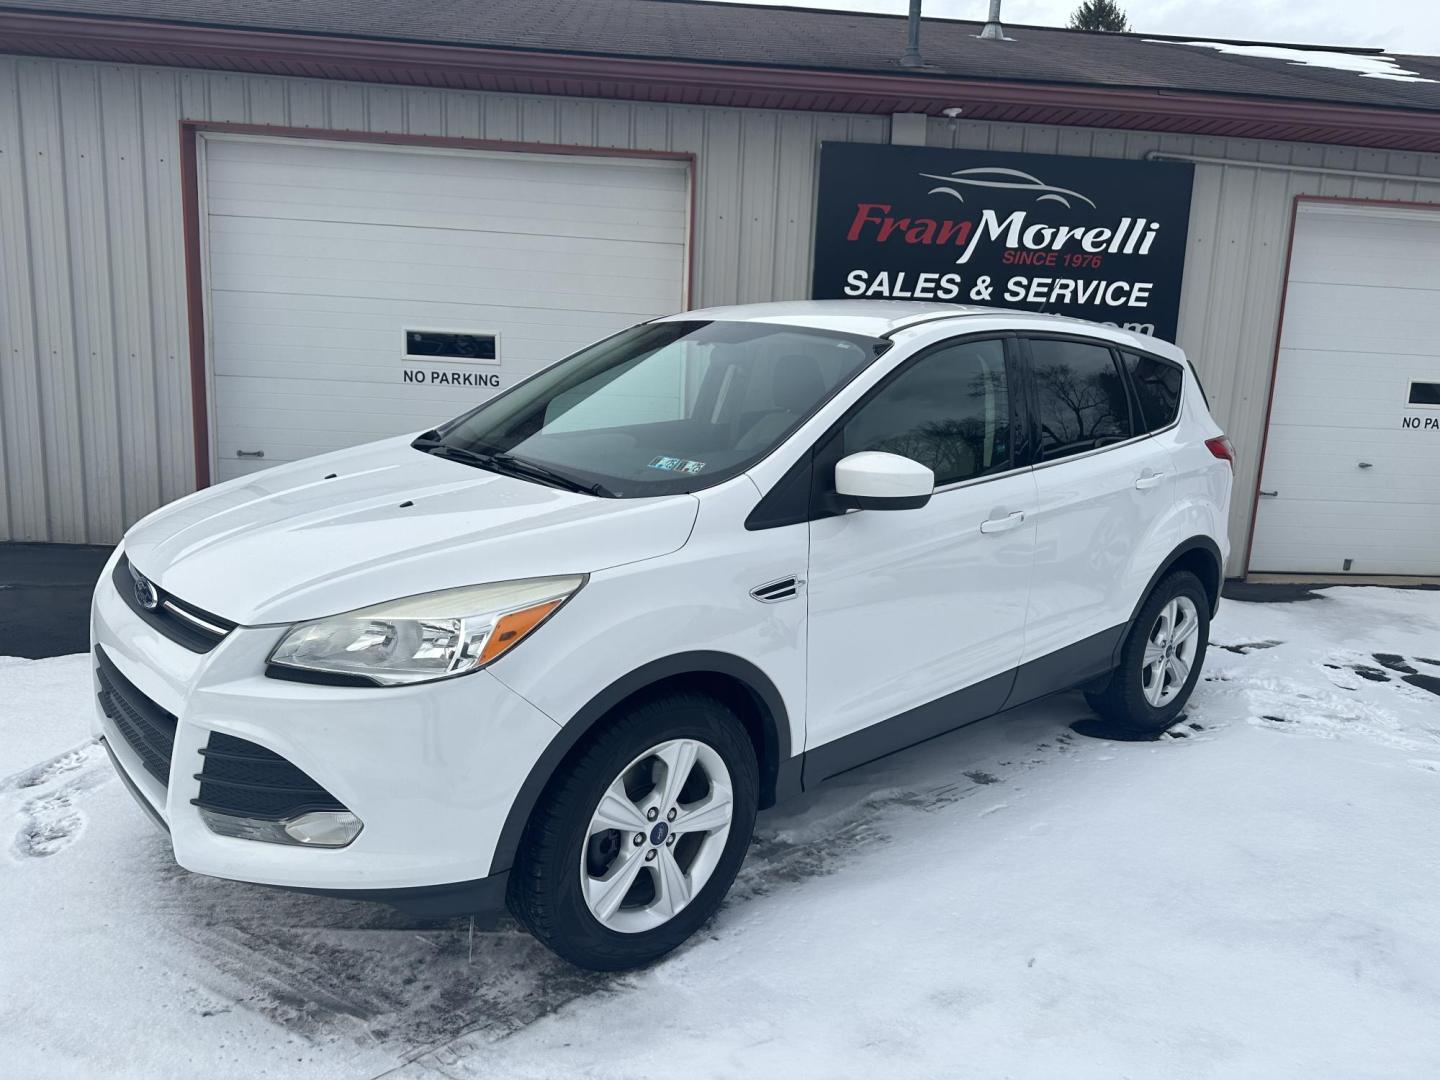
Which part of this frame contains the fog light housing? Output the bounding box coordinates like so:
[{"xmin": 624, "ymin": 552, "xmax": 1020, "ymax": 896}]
[
  {"xmin": 283, "ymin": 811, "xmax": 364, "ymax": 847},
  {"xmin": 198, "ymin": 807, "xmax": 363, "ymax": 848}
]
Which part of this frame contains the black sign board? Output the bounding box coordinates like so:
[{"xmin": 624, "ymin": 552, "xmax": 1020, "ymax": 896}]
[{"xmin": 811, "ymin": 143, "xmax": 1195, "ymax": 341}]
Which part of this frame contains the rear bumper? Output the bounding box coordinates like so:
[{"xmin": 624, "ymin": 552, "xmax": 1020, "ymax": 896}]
[{"xmin": 91, "ymin": 547, "xmax": 561, "ymax": 902}]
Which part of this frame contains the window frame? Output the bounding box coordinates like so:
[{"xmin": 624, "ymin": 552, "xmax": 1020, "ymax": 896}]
[{"xmin": 1017, "ymin": 332, "xmax": 1185, "ymax": 471}]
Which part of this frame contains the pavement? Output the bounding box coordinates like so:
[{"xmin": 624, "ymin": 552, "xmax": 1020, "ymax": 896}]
[
  {"xmin": 0, "ymin": 541, "xmax": 1432, "ymax": 660},
  {"xmin": 0, "ymin": 543, "xmax": 113, "ymax": 659}
]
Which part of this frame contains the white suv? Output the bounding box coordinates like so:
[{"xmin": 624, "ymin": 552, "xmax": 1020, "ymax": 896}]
[{"xmin": 92, "ymin": 301, "xmax": 1233, "ymax": 970}]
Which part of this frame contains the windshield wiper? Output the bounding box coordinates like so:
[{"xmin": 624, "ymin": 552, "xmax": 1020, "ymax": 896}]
[
  {"xmin": 489, "ymin": 452, "xmax": 616, "ymax": 498},
  {"xmin": 414, "ymin": 438, "xmax": 613, "ymax": 498}
]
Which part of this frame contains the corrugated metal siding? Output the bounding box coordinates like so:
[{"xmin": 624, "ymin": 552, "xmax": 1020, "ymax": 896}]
[
  {"xmin": 4, "ymin": 53, "xmax": 1440, "ymax": 573},
  {"xmin": 0, "ymin": 55, "xmax": 886, "ymax": 544},
  {"xmin": 927, "ymin": 117, "xmax": 1440, "ymax": 574}
]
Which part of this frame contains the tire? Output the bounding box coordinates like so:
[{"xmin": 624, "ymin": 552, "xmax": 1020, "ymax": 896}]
[
  {"xmin": 1084, "ymin": 570, "xmax": 1210, "ymax": 736},
  {"xmin": 507, "ymin": 690, "xmax": 759, "ymax": 971}
]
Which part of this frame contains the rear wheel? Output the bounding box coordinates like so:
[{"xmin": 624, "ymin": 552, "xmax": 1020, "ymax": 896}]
[
  {"xmin": 507, "ymin": 691, "xmax": 759, "ymax": 971},
  {"xmin": 1084, "ymin": 570, "xmax": 1209, "ymax": 735}
]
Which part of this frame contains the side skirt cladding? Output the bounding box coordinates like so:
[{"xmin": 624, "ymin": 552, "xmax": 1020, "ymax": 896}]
[{"xmin": 798, "ymin": 624, "xmax": 1124, "ymax": 788}]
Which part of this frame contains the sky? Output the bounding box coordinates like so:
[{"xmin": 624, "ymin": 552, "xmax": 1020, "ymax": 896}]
[{"xmin": 726, "ymin": 0, "xmax": 1440, "ymax": 55}]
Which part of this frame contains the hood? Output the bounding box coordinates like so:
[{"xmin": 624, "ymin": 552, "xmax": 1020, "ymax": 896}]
[{"xmin": 123, "ymin": 437, "xmax": 699, "ymax": 624}]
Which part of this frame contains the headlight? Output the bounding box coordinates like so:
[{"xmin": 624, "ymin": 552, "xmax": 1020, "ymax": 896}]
[{"xmin": 267, "ymin": 575, "xmax": 585, "ymax": 686}]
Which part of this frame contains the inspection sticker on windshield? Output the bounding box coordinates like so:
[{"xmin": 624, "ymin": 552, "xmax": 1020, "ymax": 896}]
[{"xmin": 648, "ymin": 455, "xmax": 707, "ymax": 475}]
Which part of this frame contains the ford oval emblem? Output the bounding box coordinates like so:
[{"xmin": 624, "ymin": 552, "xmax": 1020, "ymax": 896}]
[{"xmin": 133, "ymin": 573, "xmax": 159, "ymax": 611}]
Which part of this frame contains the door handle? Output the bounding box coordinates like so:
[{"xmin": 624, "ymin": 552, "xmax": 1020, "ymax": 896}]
[
  {"xmin": 236, "ymin": 449, "xmax": 265, "ymax": 459},
  {"xmin": 1134, "ymin": 471, "xmax": 1166, "ymax": 490},
  {"xmin": 979, "ymin": 511, "xmax": 1025, "ymax": 534}
]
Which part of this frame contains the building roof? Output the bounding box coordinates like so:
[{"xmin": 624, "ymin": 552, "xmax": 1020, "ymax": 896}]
[{"xmin": 4, "ymin": 0, "xmax": 1440, "ymax": 151}]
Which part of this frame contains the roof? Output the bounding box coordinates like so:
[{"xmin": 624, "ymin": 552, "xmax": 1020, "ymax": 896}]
[
  {"xmin": 666, "ymin": 300, "xmax": 985, "ymax": 336},
  {"xmin": 660, "ymin": 300, "xmax": 1188, "ymax": 359},
  {"xmin": 4, "ymin": 0, "xmax": 1440, "ymax": 151}
]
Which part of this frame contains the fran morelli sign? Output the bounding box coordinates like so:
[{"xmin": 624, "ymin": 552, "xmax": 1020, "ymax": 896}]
[{"xmin": 812, "ymin": 143, "xmax": 1195, "ymax": 341}]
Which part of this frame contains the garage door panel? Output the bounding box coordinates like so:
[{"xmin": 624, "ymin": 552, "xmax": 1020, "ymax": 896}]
[
  {"xmin": 212, "ymin": 278, "xmax": 673, "ymax": 316},
  {"xmin": 208, "ymin": 253, "xmax": 683, "ymax": 304},
  {"xmin": 215, "ymin": 458, "xmax": 277, "ymax": 484},
  {"xmin": 1249, "ymin": 510, "xmax": 1440, "ymax": 576},
  {"xmin": 210, "ymin": 289, "xmax": 633, "ymax": 337},
  {"xmin": 208, "ymin": 217, "xmax": 686, "ymax": 280},
  {"xmin": 207, "ymin": 169, "xmax": 685, "ymax": 216},
  {"xmin": 1288, "ymin": 209, "xmax": 1440, "ymax": 291},
  {"xmin": 1251, "ymin": 203, "xmax": 1440, "ymax": 575},
  {"xmin": 203, "ymin": 135, "xmax": 687, "ymax": 474},
  {"xmin": 1266, "ymin": 353, "xmax": 1427, "ymax": 427},
  {"xmin": 206, "ymin": 138, "xmax": 688, "ymax": 193},
  {"xmin": 208, "ymin": 200, "xmax": 683, "ymax": 245},
  {"xmin": 1278, "ymin": 283, "xmax": 1440, "ymax": 357}
]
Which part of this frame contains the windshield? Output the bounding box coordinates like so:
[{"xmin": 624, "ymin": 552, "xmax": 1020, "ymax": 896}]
[{"xmin": 424, "ymin": 321, "xmax": 887, "ymax": 497}]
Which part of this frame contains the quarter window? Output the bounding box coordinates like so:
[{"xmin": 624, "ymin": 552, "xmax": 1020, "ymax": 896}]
[
  {"xmin": 1028, "ymin": 339, "xmax": 1133, "ymax": 462},
  {"xmin": 842, "ymin": 339, "xmax": 1011, "ymax": 487},
  {"xmin": 1123, "ymin": 351, "xmax": 1184, "ymax": 432}
]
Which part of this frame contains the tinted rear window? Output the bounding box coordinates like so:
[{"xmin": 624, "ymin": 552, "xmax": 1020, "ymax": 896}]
[{"xmin": 1123, "ymin": 352, "xmax": 1185, "ymax": 432}]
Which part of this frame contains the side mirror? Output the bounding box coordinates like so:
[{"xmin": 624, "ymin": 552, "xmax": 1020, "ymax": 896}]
[{"xmin": 834, "ymin": 451, "xmax": 934, "ymax": 511}]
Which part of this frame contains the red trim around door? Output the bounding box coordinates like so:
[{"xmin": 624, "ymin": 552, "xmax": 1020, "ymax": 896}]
[
  {"xmin": 1241, "ymin": 193, "xmax": 1440, "ymax": 576},
  {"xmin": 178, "ymin": 121, "xmax": 698, "ymax": 489}
]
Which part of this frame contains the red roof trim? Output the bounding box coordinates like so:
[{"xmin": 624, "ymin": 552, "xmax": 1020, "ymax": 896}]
[{"xmin": 4, "ymin": 10, "xmax": 1440, "ymax": 152}]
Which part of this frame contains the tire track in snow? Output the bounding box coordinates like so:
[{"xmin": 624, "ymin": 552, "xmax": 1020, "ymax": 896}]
[{"xmin": 379, "ymin": 711, "xmax": 1198, "ymax": 1077}]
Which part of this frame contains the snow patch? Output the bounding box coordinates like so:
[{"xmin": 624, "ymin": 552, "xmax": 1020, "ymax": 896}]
[
  {"xmin": 1150, "ymin": 40, "xmax": 1436, "ymax": 83},
  {"xmin": 5, "ymin": 587, "xmax": 1440, "ymax": 1077}
]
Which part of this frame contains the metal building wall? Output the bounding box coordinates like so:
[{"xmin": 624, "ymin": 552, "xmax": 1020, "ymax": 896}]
[
  {"xmin": 4, "ymin": 55, "xmax": 1440, "ymax": 573},
  {"xmin": 0, "ymin": 55, "xmax": 887, "ymax": 546}
]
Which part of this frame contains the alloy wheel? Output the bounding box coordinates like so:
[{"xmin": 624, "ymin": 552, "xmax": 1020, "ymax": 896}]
[
  {"xmin": 580, "ymin": 738, "xmax": 734, "ymax": 934},
  {"xmin": 1141, "ymin": 594, "xmax": 1200, "ymax": 708}
]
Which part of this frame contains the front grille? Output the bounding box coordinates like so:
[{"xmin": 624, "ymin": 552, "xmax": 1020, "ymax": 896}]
[
  {"xmin": 193, "ymin": 733, "xmax": 347, "ymax": 821},
  {"xmin": 114, "ymin": 555, "xmax": 237, "ymax": 653},
  {"xmin": 95, "ymin": 645, "xmax": 177, "ymax": 786}
]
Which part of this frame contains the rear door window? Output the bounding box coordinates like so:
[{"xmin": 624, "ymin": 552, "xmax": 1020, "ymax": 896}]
[
  {"xmin": 1027, "ymin": 339, "xmax": 1134, "ymax": 463},
  {"xmin": 1123, "ymin": 351, "xmax": 1185, "ymax": 432}
]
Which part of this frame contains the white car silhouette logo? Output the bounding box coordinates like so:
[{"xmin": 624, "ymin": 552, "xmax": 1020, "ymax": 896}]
[{"xmin": 919, "ymin": 167, "xmax": 1097, "ymax": 209}]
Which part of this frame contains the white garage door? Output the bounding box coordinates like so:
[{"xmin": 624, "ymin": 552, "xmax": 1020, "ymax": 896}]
[
  {"xmin": 201, "ymin": 135, "xmax": 689, "ymax": 482},
  {"xmin": 1249, "ymin": 202, "xmax": 1440, "ymax": 576}
]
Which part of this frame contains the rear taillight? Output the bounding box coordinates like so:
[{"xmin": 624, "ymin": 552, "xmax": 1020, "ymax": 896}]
[{"xmin": 1205, "ymin": 435, "xmax": 1235, "ymax": 467}]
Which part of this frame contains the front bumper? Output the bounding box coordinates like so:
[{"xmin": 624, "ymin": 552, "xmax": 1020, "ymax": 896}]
[{"xmin": 91, "ymin": 549, "xmax": 561, "ymax": 908}]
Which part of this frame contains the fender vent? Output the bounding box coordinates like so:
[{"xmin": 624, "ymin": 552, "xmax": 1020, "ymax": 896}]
[{"xmin": 750, "ymin": 576, "xmax": 804, "ymax": 603}]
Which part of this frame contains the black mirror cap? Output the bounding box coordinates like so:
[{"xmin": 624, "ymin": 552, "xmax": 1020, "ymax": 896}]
[{"xmin": 851, "ymin": 492, "xmax": 931, "ymax": 511}]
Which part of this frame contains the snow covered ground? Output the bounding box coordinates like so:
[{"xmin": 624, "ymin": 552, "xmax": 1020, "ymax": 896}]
[{"xmin": 3, "ymin": 587, "xmax": 1439, "ymax": 1079}]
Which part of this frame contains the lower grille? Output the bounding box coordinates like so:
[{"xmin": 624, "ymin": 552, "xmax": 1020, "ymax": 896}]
[
  {"xmin": 96, "ymin": 645, "xmax": 177, "ymax": 786},
  {"xmin": 193, "ymin": 733, "xmax": 346, "ymax": 821}
]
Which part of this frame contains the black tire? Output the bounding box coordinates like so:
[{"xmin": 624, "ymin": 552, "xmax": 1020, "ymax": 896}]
[
  {"xmin": 507, "ymin": 690, "xmax": 759, "ymax": 971},
  {"xmin": 1084, "ymin": 570, "xmax": 1210, "ymax": 735}
]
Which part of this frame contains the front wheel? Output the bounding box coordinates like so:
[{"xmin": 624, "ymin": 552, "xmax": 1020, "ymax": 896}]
[
  {"xmin": 507, "ymin": 691, "xmax": 759, "ymax": 971},
  {"xmin": 1085, "ymin": 570, "xmax": 1210, "ymax": 735}
]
